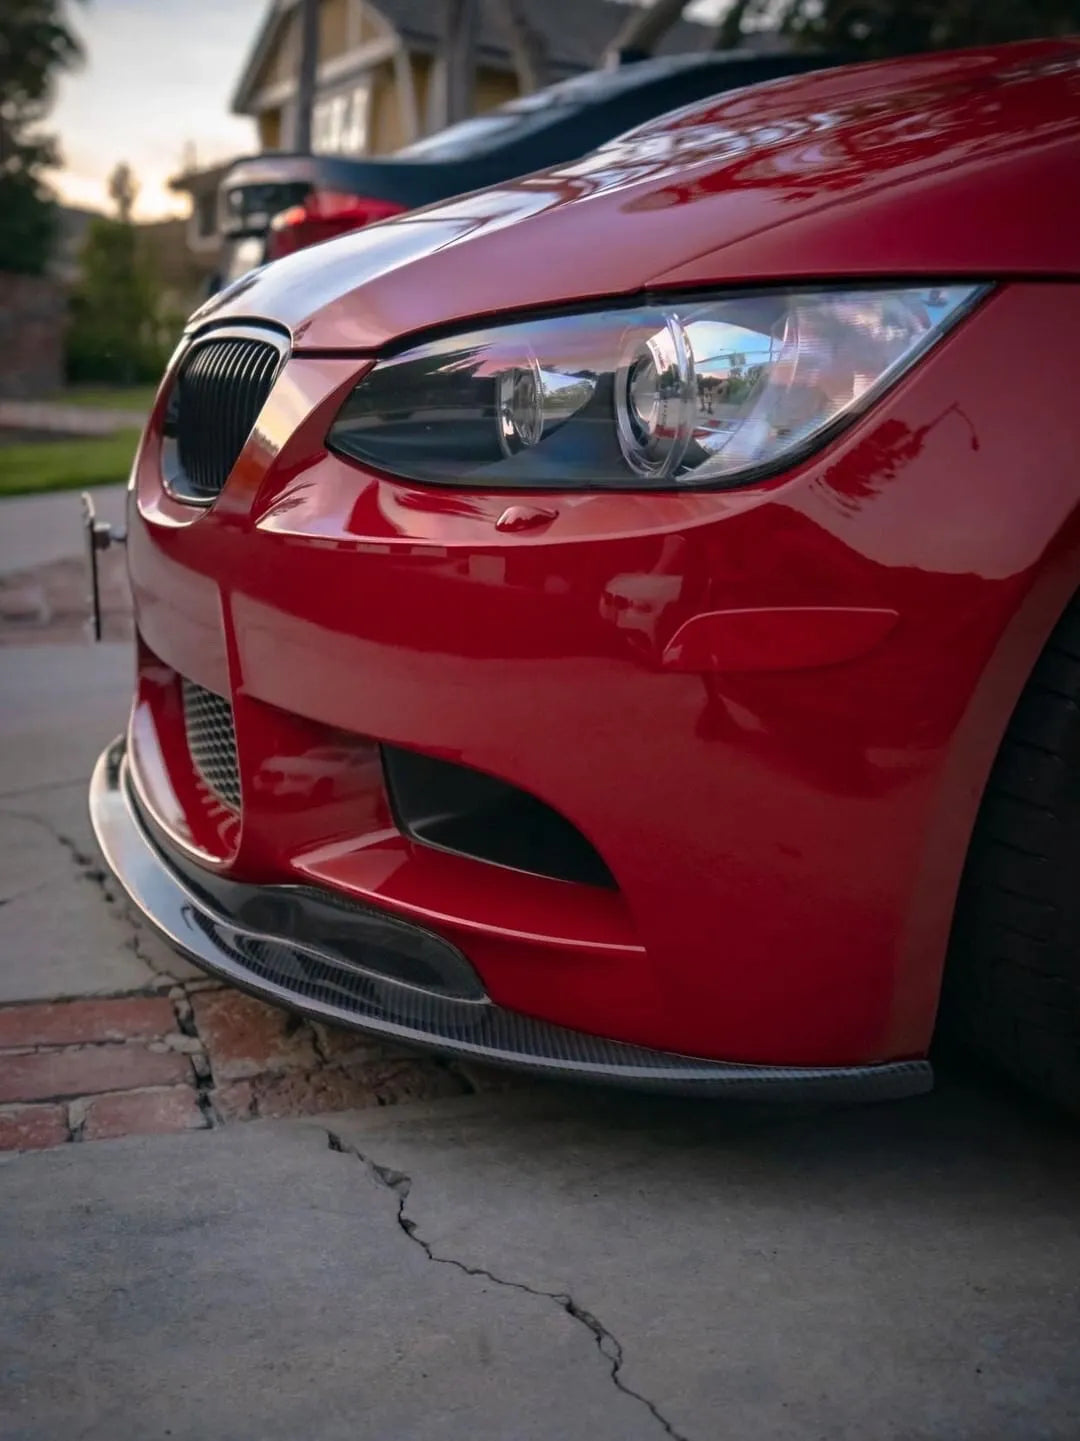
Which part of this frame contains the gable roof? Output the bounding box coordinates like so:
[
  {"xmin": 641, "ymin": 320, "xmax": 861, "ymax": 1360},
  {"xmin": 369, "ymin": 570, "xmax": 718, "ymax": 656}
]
[
  {"xmin": 234, "ymin": 0, "xmax": 716, "ymax": 114},
  {"xmin": 385, "ymin": 0, "xmax": 714, "ymax": 71}
]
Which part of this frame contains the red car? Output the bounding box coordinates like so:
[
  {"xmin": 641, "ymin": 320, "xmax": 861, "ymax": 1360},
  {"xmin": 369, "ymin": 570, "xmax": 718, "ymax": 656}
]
[{"xmin": 91, "ymin": 39, "xmax": 1080, "ymax": 1112}]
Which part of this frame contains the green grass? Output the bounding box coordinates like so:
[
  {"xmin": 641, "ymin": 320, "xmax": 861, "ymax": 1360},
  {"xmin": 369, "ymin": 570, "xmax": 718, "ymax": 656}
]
[
  {"xmin": 55, "ymin": 385, "xmax": 158, "ymax": 412},
  {"xmin": 0, "ymin": 429, "xmax": 140, "ymax": 498}
]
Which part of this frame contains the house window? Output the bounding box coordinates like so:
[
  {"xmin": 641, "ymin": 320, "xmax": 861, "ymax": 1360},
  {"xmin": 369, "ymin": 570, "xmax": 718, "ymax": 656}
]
[{"xmin": 312, "ymin": 77, "xmax": 371, "ymax": 154}]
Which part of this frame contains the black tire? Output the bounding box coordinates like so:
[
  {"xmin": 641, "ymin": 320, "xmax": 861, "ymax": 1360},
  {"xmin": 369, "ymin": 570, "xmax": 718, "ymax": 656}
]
[{"xmin": 942, "ymin": 597, "xmax": 1080, "ymax": 1114}]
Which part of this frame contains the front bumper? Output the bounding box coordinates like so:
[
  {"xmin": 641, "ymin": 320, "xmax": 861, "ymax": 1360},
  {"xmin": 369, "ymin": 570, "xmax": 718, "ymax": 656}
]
[
  {"xmin": 90, "ymin": 735, "xmax": 932, "ymax": 1101},
  {"xmin": 110, "ymin": 287, "xmax": 1075, "ymax": 1087}
]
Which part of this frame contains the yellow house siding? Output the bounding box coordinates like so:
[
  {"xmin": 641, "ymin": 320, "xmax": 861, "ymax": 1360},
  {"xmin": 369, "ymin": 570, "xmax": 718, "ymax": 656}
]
[
  {"xmin": 411, "ymin": 52, "xmax": 433, "ymax": 119},
  {"xmin": 474, "ymin": 68, "xmax": 519, "ymax": 114},
  {"xmin": 319, "ymin": 0, "xmax": 349, "ymax": 61},
  {"xmin": 357, "ymin": 0, "xmax": 392, "ymax": 44},
  {"xmin": 265, "ymin": 10, "xmax": 298, "ymax": 86},
  {"xmin": 258, "ymin": 108, "xmax": 282, "ymax": 150},
  {"xmin": 369, "ymin": 63, "xmax": 407, "ymax": 154},
  {"xmin": 242, "ymin": 0, "xmax": 531, "ymax": 156}
]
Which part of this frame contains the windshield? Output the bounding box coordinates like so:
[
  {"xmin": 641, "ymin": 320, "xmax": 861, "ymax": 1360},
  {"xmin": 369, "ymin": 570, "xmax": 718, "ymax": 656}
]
[
  {"xmin": 396, "ymin": 110, "xmax": 540, "ymax": 160},
  {"xmin": 394, "ymin": 70, "xmax": 639, "ymax": 160},
  {"xmin": 394, "ymin": 57, "xmax": 720, "ymax": 161}
]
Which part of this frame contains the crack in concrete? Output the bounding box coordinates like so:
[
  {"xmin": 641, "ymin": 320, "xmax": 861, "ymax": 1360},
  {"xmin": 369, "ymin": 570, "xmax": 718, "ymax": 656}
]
[
  {"xmin": 0, "ymin": 804, "xmax": 185, "ymax": 985},
  {"xmin": 326, "ymin": 1130, "xmax": 691, "ymax": 1441},
  {"xmin": 0, "ymin": 807, "xmax": 96, "ymax": 867},
  {"xmin": 0, "ymin": 807, "xmax": 106, "ymax": 885},
  {"xmin": 0, "ymin": 877, "xmax": 61, "ymax": 908},
  {"xmin": 57, "ymin": 830, "xmax": 181, "ymax": 986},
  {"xmin": 0, "ymin": 776, "xmax": 87, "ymax": 802}
]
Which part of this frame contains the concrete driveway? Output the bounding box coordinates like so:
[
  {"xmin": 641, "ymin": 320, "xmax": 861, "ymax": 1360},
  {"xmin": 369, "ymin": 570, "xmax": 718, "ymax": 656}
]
[
  {"xmin": 1, "ymin": 488, "xmax": 1078, "ymax": 1441},
  {"xmin": 0, "ymin": 482, "xmax": 126, "ymax": 575},
  {"xmin": 4, "ymin": 1077, "xmax": 1079, "ymax": 1441}
]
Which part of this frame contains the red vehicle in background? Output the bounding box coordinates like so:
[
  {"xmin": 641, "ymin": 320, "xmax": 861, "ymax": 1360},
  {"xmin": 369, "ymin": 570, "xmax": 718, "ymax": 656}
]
[
  {"xmin": 92, "ymin": 41, "xmax": 1080, "ymax": 1114},
  {"xmin": 215, "ymin": 152, "xmax": 406, "ymax": 281}
]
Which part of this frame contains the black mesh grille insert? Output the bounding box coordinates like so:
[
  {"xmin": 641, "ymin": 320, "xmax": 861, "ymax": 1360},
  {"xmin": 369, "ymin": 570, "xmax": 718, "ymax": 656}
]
[
  {"xmin": 165, "ymin": 334, "xmax": 282, "ymax": 502},
  {"xmin": 182, "ymin": 680, "xmax": 241, "ymax": 809}
]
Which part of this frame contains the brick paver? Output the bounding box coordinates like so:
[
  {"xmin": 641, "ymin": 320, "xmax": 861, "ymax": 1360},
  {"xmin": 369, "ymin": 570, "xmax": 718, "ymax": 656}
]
[
  {"xmin": 79, "ymin": 1085, "xmax": 206, "ymax": 1141},
  {"xmin": 0, "ymin": 981, "xmax": 472, "ymax": 1152},
  {"xmin": 190, "ymin": 989, "xmax": 319, "ymax": 1080},
  {"xmin": 310, "ymin": 1022, "xmax": 412, "ymax": 1065},
  {"xmin": 0, "ymin": 996, "xmax": 176, "ymax": 1049},
  {"xmin": 0, "ymin": 1102, "xmax": 69, "ymax": 1151},
  {"xmin": 0, "ymin": 1043, "xmax": 192, "ymax": 1103},
  {"xmin": 215, "ymin": 1058, "xmax": 465, "ymax": 1122}
]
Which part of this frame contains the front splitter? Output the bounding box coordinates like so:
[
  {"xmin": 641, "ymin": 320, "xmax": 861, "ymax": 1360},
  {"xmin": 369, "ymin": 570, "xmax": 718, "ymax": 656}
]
[{"xmin": 89, "ymin": 736, "xmax": 933, "ymax": 1101}]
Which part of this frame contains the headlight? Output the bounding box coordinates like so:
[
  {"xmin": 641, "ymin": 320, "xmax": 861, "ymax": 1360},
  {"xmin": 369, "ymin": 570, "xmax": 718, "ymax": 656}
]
[{"xmin": 328, "ymin": 285, "xmax": 985, "ymax": 490}]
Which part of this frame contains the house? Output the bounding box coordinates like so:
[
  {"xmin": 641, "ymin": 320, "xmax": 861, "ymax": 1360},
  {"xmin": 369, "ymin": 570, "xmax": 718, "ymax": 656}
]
[
  {"xmin": 167, "ymin": 160, "xmax": 237, "ymax": 268},
  {"xmin": 167, "ymin": 159, "xmax": 236, "ymax": 266},
  {"xmin": 231, "ymin": 0, "xmax": 714, "ymax": 157},
  {"xmin": 168, "ymin": 0, "xmax": 713, "ymax": 261}
]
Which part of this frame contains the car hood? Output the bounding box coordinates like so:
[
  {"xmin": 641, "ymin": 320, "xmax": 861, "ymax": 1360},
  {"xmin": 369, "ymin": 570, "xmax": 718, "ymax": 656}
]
[{"xmin": 192, "ymin": 39, "xmax": 1080, "ymax": 352}]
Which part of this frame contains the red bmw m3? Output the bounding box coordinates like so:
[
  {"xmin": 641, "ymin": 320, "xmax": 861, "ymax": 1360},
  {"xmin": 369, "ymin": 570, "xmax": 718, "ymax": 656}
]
[{"xmin": 90, "ymin": 40, "xmax": 1080, "ymax": 1111}]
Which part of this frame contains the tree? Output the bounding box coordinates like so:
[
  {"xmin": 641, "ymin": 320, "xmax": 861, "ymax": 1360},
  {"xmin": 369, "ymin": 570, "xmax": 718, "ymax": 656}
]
[
  {"xmin": 107, "ymin": 161, "xmax": 137, "ymax": 223},
  {"xmin": 715, "ymin": 0, "xmax": 1080, "ymax": 57},
  {"xmin": 0, "ymin": 1, "xmax": 84, "ymax": 274},
  {"xmin": 66, "ymin": 165, "xmax": 175, "ymax": 384}
]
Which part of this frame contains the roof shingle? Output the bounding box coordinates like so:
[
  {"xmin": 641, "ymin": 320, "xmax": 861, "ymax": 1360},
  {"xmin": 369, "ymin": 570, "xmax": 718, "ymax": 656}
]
[
  {"xmin": 235, "ymin": 0, "xmax": 717, "ymax": 113},
  {"xmin": 385, "ymin": 0, "xmax": 714, "ymax": 75}
]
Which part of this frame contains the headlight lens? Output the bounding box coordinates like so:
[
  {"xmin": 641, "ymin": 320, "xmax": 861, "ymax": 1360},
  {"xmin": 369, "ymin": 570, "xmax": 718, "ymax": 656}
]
[{"xmin": 328, "ymin": 285, "xmax": 984, "ymax": 490}]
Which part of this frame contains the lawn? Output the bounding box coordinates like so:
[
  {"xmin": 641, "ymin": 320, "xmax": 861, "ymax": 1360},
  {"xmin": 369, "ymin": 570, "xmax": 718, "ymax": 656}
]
[
  {"xmin": 0, "ymin": 429, "xmax": 141, "ymax": 498},
  {"xmin": 55, "ymin": 385, "xmax": 159, "ymax": 413}
]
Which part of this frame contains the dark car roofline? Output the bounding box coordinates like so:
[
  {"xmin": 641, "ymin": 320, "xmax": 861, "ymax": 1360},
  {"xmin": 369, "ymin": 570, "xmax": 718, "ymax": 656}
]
[
  {"xmin": 404, "ymin": 47, "xmax": 836, "ymax": 120},
  {"xmin": 223, "ymin": 153, "xmax": 347, "ymax": 188},
  {"xmin": 225, "ymin": 49, "xmax": 840, "ymax": 189},
  {"xmin": 219, "ymin": 152, "xmax": 448, "ymax": 195},
  {"xmin": 579, "ymin": 46, "xmax": 830, "ymax": 84}
]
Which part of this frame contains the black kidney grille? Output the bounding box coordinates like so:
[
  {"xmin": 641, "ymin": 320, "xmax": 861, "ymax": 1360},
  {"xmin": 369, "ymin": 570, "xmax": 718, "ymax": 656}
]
[
  {"xmin": 182, "ymin": 679, "xmax": 241, "ymax": 809},
  {"xmin": 169, "ymin": 336, "xmax": 281, "ymax": 501}
]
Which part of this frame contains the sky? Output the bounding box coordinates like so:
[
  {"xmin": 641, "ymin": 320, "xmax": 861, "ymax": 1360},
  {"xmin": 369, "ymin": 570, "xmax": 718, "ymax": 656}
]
[
  {"xmin": 47, "ymin": 0, "xmax": 732, "ymax": 223},
  {"xmin": 49, "ymin": 0, "xmax": 263, "ymax": 221}
]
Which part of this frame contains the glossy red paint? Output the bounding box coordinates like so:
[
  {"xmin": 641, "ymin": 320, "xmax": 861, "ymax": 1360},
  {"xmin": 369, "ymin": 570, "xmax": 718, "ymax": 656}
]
[
  {"xmin": 494, "ymin": 504, "xmax": 560, "ymax": 534},
  {"xmin": 119, "ymin": 43, "xmax": 1080, "ymax": 1072},
  {"xmin": 659, "ymin": 607, "xmax": 899, "ymax": 673},
  {"xmin": 191, "ymin": 39, "xmax": 1080, "ymax": 352}
]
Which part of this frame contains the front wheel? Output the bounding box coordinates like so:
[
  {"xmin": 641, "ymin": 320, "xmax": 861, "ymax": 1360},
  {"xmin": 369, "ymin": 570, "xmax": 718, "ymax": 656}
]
[{"xmin": 942, "ymin": 597, "xmax": 1080, "ymax": 1114}]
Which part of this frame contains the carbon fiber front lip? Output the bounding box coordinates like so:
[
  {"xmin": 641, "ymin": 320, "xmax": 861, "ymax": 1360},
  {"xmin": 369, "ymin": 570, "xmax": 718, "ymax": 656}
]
[{"xmin": 89, "ymin": 735, "xmax": 933, "ymax": 1101}]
